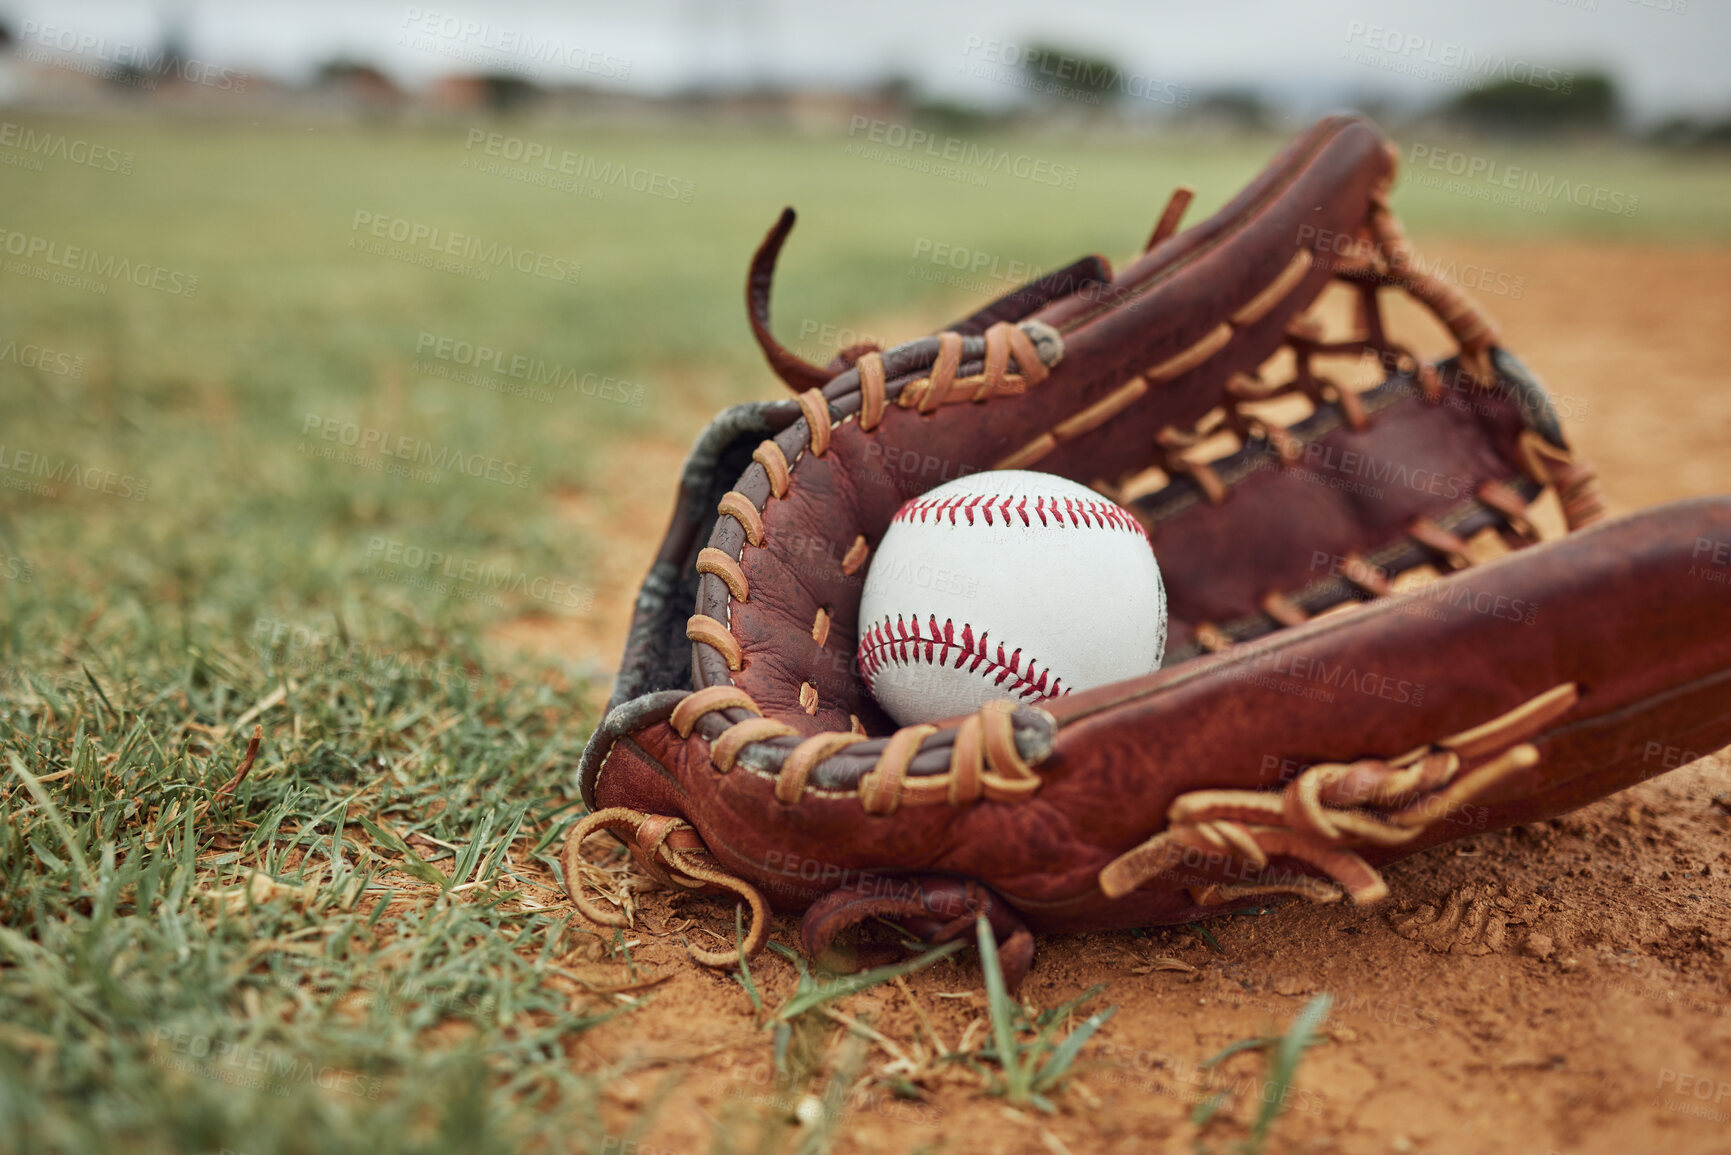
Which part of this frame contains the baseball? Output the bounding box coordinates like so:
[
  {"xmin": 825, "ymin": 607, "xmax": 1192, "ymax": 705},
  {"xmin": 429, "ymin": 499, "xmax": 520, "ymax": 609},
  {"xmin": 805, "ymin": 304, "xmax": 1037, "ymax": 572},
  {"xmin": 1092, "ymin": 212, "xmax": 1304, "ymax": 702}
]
[{"xmin": 856, "ymin": 470, "xmax": 1167, "ymax": 727}]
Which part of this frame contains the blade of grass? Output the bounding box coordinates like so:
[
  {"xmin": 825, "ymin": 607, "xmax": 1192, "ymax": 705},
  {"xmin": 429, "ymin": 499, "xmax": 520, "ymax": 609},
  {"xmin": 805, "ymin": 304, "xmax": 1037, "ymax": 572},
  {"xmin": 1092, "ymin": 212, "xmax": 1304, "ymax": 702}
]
[
  {"xmin": 8, "ymin": 753, "xmax": 95, "ymax": 891},
  {"xmin": 1244, "ymin": 993, "xmax": 1331, "ymax": 1152},
  {"xmin": 976, "ymin": 915, "xmax": 1028, "ymax": 1100},
  {"xmin": 1188, "ymin": 921, "xmax": 1226, "ymax": 954},
  {"xmin": 1200, "ymin": 1036, "xmax": 1273, "ymax": 1068},
  {"xmin": 1032, "ymin": 1004, "xmax": 1117, "ymax": 1091},
  {"xmin": 733, "ymin": 905, "xmax": 763, "ymax": 1017},
  {"xmin": 775, "ymin": 940, "xmax": 963, "ymax": 1022}
]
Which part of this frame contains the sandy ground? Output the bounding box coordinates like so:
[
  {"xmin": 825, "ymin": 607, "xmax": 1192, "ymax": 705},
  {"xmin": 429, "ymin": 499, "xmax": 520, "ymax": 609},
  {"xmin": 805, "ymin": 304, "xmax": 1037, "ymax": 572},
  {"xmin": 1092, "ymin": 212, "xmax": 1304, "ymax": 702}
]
[{"xmin": 495, "ymin": 241, "xmax": 1731, "ymax": 1155}]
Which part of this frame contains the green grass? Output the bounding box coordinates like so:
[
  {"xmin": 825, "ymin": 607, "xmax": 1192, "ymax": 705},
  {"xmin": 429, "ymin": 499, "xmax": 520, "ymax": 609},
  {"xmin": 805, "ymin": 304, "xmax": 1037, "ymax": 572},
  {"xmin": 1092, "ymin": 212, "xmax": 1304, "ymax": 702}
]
[
  {"xmin": 1190, "ymin": 993, "xmax": 1333, "ymax": 1155},
  {"xmin": 0, "ymin": 111, "xmax": 1727, "ymax": 1153},
  {"xmin": 973, "ymin": 917, "xmax": 1115, "ymax": 1113},
  {"xmin": 0, "ymin": 619, "xmax": 615, "ymax": 1154}
]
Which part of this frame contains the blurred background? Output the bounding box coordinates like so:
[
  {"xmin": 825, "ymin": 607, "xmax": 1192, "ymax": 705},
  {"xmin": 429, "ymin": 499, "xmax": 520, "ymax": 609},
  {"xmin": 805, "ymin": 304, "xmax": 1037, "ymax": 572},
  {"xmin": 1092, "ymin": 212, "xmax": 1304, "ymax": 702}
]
[
  {"xmin": 1, "ymin": 4, "xmax": 1729, "ymax": 1152},
  {"xmin": 3, "ymin": 0, "xmax": 1727, "ymax": 678}
]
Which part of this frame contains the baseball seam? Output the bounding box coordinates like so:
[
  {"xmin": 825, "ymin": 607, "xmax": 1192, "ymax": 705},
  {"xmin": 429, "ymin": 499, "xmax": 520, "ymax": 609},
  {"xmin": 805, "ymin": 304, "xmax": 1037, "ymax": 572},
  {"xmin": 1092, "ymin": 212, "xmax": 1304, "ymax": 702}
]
[
  {"xmin": 893, "ymin": 492, "xmax": 1148, "ymax": 537},
  {"xmin": 856, "ymin": 614, "xmax": 1065, "ymax": 702}
]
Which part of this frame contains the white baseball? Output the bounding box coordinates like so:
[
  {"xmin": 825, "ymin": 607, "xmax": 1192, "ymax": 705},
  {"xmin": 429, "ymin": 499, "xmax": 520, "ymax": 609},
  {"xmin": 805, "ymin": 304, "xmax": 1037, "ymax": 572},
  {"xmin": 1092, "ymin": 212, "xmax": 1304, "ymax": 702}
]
[{"xmin": 856, "ymin": 470, "xmax": 1166, "ymax": 727}]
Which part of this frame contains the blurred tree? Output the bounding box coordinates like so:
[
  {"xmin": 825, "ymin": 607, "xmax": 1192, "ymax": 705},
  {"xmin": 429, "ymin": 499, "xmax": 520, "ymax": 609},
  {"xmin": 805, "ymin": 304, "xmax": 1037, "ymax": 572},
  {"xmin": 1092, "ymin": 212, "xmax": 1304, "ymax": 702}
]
[
  {"xmin": 911, "ymin": 98, "xmax": 999, "ymax": 135},
  {"xmin": 1448, "ymin": 70, "xmax": 1620, "ymax": 131},
  {"xmin": 473, "ymin": 74, "xmax": 541, "ymax": 115},
  {"xmin": 1017, "ymin": 42, "xmax": 1125, "ymax": 106},
  {"xmin": 315, "ymin": 59, "xmax": 394, "ymax": 88},
  {"xmin": 1192, "ymin": 88, "xmax": 1271, "ymax": 131},
  {"xmin": 1648, "ymin": 114, "xmax": 1731, "ymax": 149},
  {"xmin": 873, "ymin": 75, "xmax": 916, "ymax": 110},
  {"xmin": 312, "ymin": 59, "xmax": 405, "ymax": 111}
]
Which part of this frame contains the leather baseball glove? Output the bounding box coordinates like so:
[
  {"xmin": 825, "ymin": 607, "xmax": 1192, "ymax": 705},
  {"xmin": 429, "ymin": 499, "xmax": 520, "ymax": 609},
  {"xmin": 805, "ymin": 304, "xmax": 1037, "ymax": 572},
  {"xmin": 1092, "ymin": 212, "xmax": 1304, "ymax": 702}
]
[{"xmin": 566, "ymin": 114, "xmax": 1731, "ymax": 989}]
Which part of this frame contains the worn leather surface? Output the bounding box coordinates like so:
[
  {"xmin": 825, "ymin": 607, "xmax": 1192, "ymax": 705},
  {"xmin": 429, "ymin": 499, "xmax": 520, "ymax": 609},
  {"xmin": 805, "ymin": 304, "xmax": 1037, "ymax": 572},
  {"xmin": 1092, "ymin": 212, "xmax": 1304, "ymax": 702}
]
[
  {"xmin": 1146, "ymin": 347, "xmax": 1560, "ymax": 661},
  {"xmin": 589, "ymin": 498, "xmax": 1731, "ymax": 932},
  {"xmin": 575, "ymin": 112, "xmax": 1731, "ymax": 963},
  {"xmin": 697, "ymin": 114, "xmax": 1399, "ymax": 737}
]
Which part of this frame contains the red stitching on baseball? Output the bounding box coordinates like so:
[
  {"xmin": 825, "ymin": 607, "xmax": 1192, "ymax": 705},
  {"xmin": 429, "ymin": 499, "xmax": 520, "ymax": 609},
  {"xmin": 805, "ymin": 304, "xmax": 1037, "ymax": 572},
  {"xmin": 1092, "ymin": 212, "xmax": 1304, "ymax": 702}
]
[
  {"xmin": 892, "ymin": 492, "xmax": 1146, "ymax": 538},
  {"xmin": 856, "ymin": 614, "xmax": 1066, "ymax": 702}
]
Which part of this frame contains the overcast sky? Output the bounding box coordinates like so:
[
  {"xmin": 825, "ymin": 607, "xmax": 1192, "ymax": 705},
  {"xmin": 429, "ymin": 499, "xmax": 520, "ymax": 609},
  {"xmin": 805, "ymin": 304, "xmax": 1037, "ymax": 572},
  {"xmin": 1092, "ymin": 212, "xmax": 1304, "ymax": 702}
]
[{"xmin": 8, "ymin": 0, "xmax": 1728, "ymax": 122}]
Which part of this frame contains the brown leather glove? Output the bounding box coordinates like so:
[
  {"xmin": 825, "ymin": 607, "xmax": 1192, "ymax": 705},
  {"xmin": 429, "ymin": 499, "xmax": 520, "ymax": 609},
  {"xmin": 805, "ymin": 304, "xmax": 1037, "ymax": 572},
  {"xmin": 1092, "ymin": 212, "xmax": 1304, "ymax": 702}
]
[{"xmin": 566, "ymin": 114, "xmax": 1731, "ymax": 990}]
